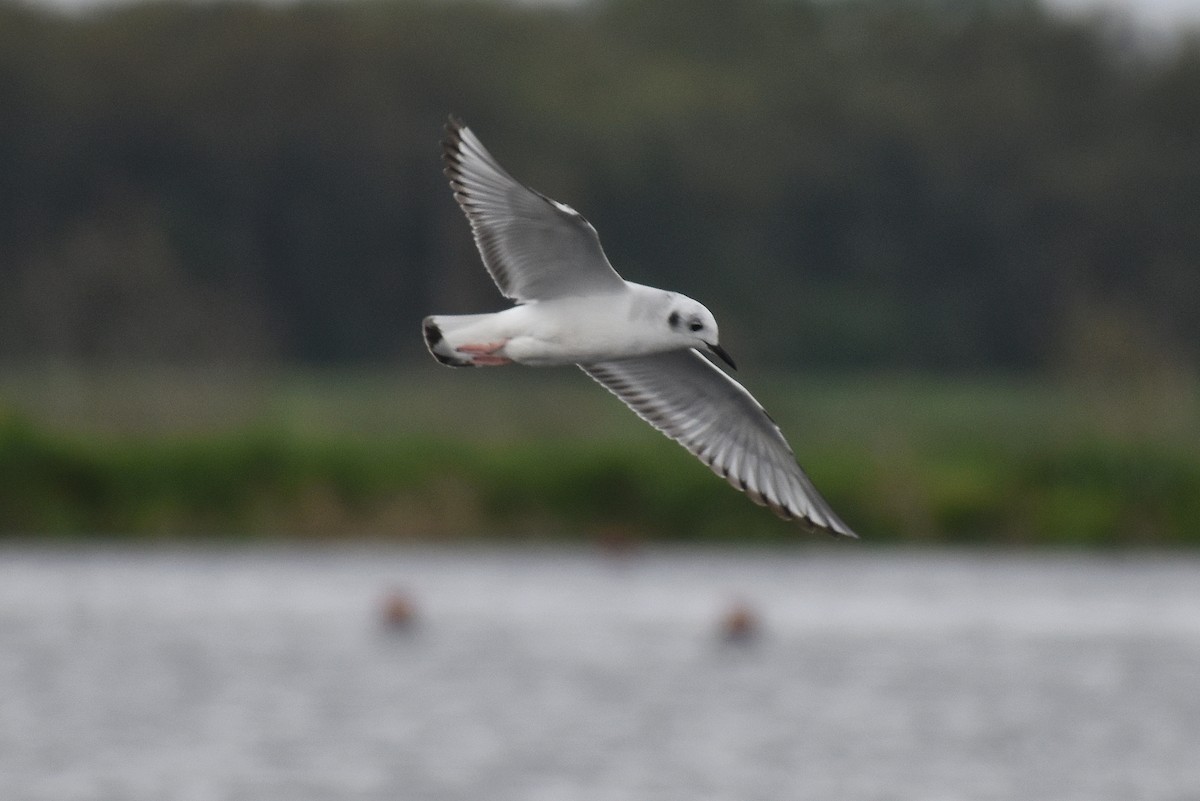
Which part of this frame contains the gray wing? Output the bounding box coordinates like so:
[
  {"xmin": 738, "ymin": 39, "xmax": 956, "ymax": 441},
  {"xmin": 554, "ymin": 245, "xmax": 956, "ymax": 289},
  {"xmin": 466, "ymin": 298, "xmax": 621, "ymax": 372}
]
[
  {"xmin": 580, "ymin": 351, "xmax": 858, "ymax": 538},
  {"xmin": 442, "ymin": 117, "xmax": 626, "ymax": 302}
]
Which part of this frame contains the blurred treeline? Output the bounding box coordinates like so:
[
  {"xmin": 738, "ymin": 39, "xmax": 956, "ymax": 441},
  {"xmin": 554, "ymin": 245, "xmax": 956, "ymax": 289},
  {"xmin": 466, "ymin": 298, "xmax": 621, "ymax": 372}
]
[
  {"xmin": 3, "ymin": 373, "xmax": 1197, "ymax": 543},
  {"xmin": 2, "ymin": 0, "xmax": 1198, "ymax": 374}
]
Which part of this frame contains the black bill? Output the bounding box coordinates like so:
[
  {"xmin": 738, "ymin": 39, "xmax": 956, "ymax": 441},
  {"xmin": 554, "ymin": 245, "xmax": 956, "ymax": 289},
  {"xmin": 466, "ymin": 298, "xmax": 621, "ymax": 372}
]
[{"xmin": 705, "ymin": 342, "xmax": 737, "ymax": 371}]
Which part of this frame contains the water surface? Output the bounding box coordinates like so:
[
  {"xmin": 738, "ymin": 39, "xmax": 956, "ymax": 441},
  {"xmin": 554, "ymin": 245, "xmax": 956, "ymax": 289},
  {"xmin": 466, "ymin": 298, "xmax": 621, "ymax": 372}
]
[{"xmin": 2, "ymin": 546, "xmax": 1198, "ymax": 801}]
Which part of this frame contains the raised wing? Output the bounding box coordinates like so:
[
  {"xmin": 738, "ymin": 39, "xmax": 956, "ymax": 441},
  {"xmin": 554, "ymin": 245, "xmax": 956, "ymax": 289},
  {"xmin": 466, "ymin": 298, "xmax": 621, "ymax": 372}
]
[
  {"xmin": 442, "ymin": 117, "xmax": 626, "ymax": 302},
  {"xmin": 580, "ymin": 351, "xmax": 858, "ymax": 537}
]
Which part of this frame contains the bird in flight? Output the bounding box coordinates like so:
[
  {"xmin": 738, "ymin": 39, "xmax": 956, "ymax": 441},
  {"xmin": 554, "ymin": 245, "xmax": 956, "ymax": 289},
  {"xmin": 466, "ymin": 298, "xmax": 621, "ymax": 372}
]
[{"xmin": 424, "ymin": 117, "xmax": 857, "ymax": 538}]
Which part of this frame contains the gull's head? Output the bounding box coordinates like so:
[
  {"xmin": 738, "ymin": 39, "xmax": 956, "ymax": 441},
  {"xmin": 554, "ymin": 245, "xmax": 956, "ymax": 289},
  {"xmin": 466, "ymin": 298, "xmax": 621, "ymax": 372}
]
[{"xmin": 666, "ymin": 295, "xmax": 737, "ymax": 370}]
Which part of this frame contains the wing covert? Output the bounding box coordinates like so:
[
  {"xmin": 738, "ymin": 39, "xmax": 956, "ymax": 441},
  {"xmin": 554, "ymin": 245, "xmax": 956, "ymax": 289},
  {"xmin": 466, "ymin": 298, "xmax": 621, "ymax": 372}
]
[{"xmin": 443, "ymin": 117, "xmax": 626, "ymax": 302}]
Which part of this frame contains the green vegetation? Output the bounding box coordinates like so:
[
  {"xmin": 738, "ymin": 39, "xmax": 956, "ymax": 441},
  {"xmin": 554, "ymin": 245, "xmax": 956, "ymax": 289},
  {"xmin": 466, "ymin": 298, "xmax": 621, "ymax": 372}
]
[
  {"xmin": 1, "ymin": 371, "xmax": 1195, "ymax": 544},
  {"xmin": 1, "ymin": 0, "xmax": 1197, "ymax": 543}
]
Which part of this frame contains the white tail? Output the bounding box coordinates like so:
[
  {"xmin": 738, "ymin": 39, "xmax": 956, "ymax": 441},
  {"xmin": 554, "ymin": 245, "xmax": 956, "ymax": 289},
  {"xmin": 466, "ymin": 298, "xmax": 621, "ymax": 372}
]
[{"xmin": 422, "ymin": 314, "xmax": 502, "ymax": 367}]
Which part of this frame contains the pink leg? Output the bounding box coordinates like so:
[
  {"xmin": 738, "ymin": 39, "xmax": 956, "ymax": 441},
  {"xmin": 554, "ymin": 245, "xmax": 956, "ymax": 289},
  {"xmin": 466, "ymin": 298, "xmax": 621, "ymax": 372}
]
[{"xmin": 456, "ymin": 340, "xmax": 512, "ymax": 366}]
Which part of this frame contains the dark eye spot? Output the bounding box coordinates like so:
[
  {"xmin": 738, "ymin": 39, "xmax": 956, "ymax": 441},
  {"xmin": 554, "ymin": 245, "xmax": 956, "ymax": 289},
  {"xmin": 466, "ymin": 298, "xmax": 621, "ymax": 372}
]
[
  {"xmin": 668, "ymin": 311, "xmax": 681, "ymax": 328},
  {"xmin": 688, "ymin": 320, "xmax": 703, "ymax": 332}
]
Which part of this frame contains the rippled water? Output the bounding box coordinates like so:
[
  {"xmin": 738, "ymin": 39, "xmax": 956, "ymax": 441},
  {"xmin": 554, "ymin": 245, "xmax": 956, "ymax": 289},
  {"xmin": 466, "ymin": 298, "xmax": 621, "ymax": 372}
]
[{"xmin": 1, "ymin": 546, "xmax": 1199, "ymax": 801}]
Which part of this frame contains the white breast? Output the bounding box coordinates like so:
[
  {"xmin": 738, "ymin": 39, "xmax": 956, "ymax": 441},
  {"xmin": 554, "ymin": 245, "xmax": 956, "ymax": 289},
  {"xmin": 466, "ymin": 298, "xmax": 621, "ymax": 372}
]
[{"xmin": 500, "ymin": 289, "xmax": 677, "ymax": 366}]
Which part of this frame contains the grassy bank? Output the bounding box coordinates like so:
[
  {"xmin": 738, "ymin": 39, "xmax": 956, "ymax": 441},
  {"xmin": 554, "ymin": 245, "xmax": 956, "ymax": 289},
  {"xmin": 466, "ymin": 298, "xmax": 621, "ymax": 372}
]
[{"xmin": 1, "ymin": 369, "xmax": 1197, "ymax": 544}]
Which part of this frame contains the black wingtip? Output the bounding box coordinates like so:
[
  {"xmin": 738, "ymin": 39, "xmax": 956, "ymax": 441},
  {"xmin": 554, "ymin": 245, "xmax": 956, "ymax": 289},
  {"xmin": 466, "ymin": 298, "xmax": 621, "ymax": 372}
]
[
  {"xmin": 444, "ymin": 113, "xmax": 465, "ymax": 158},
  {"xmin": 442, "ymin": 115, "xmax": 466, "ymax": 172},
  {"xmin": 423, "ymin": 318, "xmax": 476, "ymax": 368},
  {"xmin": 816, "ymin": 518, "xmax": 860, "ymax": 540}
]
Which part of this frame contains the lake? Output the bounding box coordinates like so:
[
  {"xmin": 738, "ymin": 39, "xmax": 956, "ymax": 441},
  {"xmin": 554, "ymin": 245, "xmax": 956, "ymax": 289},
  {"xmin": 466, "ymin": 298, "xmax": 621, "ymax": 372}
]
[{"xmin": 1, "ymin": 545, "xmax": 1198, "ymax": 801}]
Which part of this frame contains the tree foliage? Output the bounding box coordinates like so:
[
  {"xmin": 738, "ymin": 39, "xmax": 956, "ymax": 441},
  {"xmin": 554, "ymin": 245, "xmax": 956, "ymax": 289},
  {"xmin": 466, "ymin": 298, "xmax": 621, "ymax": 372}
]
[{"xmin": 1, "ymin": 0, "xmax": 1197, "ymax": 372}]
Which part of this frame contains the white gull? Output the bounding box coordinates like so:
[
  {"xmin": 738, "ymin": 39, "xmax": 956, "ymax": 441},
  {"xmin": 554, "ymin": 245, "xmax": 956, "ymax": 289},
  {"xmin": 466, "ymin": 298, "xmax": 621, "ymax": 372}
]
[{"xmin": 424, "ymin": 117, "xmax": 857, "ymax": 538}]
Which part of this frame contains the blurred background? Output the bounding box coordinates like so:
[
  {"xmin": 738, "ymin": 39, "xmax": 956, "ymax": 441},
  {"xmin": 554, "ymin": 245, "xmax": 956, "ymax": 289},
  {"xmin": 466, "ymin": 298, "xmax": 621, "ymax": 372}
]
[
  {"xmin": 1, "ymin": 0, "xmax": 1197, "ymax": 544},
  {"xmin": 2, "ymin": 1, "xmax": 1200, "ymax": 799},
  {"xmin": 2, "ymin": 0, "xmax": 1200, "ymax": 544}
]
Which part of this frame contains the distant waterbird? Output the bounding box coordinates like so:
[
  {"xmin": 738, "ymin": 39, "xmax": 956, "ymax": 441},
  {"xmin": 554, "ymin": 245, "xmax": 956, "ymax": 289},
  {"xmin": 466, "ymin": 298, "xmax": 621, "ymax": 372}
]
[
  {"xmin": 719, "ymin": 599, "xmax": 761, "ymax": 644},
  {"xmin": 380, "ymin": 590, "xmax": 417, "ymax": 631},
  {"xmin": 423, "ymin": 117, "xmax": 857, "ymax": 538}
]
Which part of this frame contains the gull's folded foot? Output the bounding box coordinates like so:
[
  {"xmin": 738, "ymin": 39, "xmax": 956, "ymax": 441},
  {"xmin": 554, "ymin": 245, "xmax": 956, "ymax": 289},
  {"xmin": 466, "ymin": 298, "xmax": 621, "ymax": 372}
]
[{"xmin": 456, "ymin": 341, "xmax": 512, "ymax": 366}]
